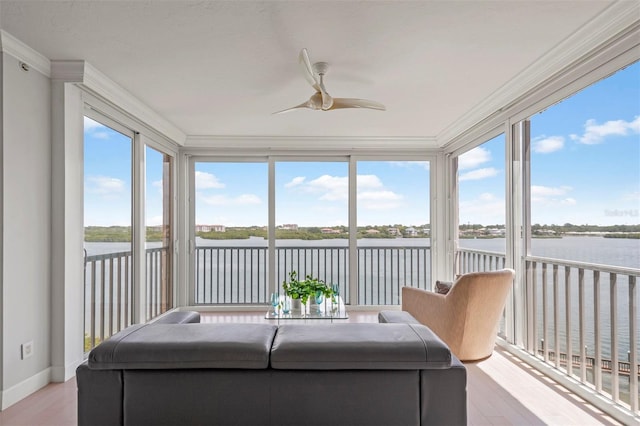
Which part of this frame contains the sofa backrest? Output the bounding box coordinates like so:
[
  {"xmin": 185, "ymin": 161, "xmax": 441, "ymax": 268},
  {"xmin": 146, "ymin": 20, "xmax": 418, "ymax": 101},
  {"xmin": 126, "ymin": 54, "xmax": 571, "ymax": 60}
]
[
  {"xmin": 271, "ymin": 323, "xmax": 451, "ymax": 370},
  {"xmin": 89, "ymin": 323, "xmax": 278, "ymax": 370}
]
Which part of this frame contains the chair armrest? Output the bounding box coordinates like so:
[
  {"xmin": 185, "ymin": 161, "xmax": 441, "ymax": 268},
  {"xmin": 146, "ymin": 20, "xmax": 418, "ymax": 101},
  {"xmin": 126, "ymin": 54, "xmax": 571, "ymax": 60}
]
[{"xmin": 401, "ymin": 287, "xmax": 453, "ymax": 346}]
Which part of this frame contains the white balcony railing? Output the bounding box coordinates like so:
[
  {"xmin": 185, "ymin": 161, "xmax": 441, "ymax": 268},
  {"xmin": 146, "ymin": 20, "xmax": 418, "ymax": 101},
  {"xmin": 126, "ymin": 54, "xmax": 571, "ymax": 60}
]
[
  {"xmin": 456, "ymin": 247, "xmax": 639, "ymax": 418},
  {"xmin": 194, "ymin": 245, "xmax": 431, "ymax": 305},
  {"xmin": 83, "ymin": 247, "xmax": 172, "ymax": 351}
]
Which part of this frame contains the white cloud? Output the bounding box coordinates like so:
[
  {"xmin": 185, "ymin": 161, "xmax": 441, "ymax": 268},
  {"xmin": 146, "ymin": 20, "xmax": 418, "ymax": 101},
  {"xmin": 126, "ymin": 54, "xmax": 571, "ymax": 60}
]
[
  {"xmin": 284, "ymin": 176, "xmax": 306, "ymax": 188},
  {"xmin": 308, "ymin": 175, "xmax": 347, "ymax": 193},
  {"xmin": 283, "ymin": 173, "xmax": 404, "ymax": 210},
  {"xmin": 570, "ymin": 116, "xmax": 640, "ymax": 145},
  {"xmin": 531, "ymin": 185, "xmax": 572, "ymax": 197},
  {"xmin": 388, "ymin": 161, "xmax": 430, "ymax": 170},
  {"xmin": 83, "ymin": 117, "xmax": 112, "ymax": 139},
  {"xmin": 195, "ymin": 171, "xmax": 225, "ymax": 189},
  {"xmin": 84, "ymin": 117, "xmax": 105, "ymax": 131},
  {"xmin": 458, "ymin": 147, "xmax": 491, "ymax": 170},
  {"xmin": 531, "ymin": 185, "xmax": 575, "ymax": 207},
  {"xmin": 459, "ymin": 193, "xmax": 505, "ymax": 224},
  {"xmin": 623, "ymin": 191, "xmax": 640, "ymax": 202},
  {"xmin": 357, "ymin": 174, "xmax": 384, "ymax": 189},
  {"xmin": 358, "ymin": 190, "xmax": 404, "ymax": 210},
  {"xmin": 459, "ymin": 167, "xmax": 499, "ymax": 181},
  {"xmin": 85, "ymin": 176, "xmax": 126, "ymax": 195},
  {"xmin": 532, "ymin": 136, "xmax": 564, "ymax": 153},
  {"xmin": 199, "ymin": 193, "xmax": 261, "ymax": 206}
]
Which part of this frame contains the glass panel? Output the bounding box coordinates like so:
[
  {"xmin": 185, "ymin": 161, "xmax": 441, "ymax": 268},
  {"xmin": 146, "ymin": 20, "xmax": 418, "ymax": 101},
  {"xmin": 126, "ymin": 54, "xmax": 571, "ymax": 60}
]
[
  {"xmin": 529, "ymin": 62, "xmax": 640, "ymax": 267},
  {"xmin": 528, "ymin": 61, "xmax": 639, "ymax": 407},
  {"xmin": 356, "ymin": 161, "xmax": 430, "ymax": 305},
  {"xmin": 83, "ymin": 116, "xmax": 133, "ymax": 351},
  {"xmin": 275, "ymin": 162, "xmax": 349, "ymax": 302},
  {"xmin": 194, "ymin": 162, "xmax": 268, "ymax": 304},
  {"xmin": 457, "ymin": 134, "xmax": 507, "ymax": 256},
  {"xmin": 145, "ymin": 146, "xmax": 173, "ymax": 320}
]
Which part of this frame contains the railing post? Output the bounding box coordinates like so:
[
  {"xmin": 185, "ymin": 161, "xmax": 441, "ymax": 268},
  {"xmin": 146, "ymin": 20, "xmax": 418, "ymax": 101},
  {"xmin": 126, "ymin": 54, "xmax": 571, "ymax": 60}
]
[
  {"xmin": 610, "ymin": 273, "xmax": 619, "ymax": 403},
  {"xmin": 553, "ymin": 264, "xmax": 560, "ymax": 370},
  {"xmin": 565, "ymin": 266, "xmax": 572, "ymax": 377},
  {"xmin": 594, "ymin": 270, "xmax": 602, "ymax": 392},
  {"xmin": 579, "ymin": 268, "xmax": 586, "ymax": 384},
  {"xmin": 542, "ymin": 262, "xmax": 549, "ymax": 363},
  {"xmin": 628, "ymin": 275, "xmax": 638, "ymax": 413}
]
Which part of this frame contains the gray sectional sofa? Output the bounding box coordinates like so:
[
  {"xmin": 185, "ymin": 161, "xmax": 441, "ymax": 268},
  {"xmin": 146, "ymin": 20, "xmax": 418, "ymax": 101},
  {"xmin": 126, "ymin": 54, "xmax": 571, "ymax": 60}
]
[{"xmin": 77, "ymin": 311, "xmax": 467, "ymax": 425}]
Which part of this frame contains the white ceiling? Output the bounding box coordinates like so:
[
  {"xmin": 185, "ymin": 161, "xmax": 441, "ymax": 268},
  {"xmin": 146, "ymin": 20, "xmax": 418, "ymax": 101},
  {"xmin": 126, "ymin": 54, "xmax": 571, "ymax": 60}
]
[{"xmin": 0, "ymin": 0, "xmax": 624, "ymax": 145}]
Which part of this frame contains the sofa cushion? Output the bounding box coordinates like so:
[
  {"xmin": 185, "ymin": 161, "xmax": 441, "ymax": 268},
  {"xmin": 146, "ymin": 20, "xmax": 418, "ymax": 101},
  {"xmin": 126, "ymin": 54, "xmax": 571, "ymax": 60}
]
[
  {"xmin": 271, "ymin": 323, "xmax": 451, "ymax": 370},
  {"xmin": 435, "ymin": 280, "xmax": 453, "ymax": 294},
  {"xmin": 89, "ymin": 323, "xmax": 277, "ymax": 370}
]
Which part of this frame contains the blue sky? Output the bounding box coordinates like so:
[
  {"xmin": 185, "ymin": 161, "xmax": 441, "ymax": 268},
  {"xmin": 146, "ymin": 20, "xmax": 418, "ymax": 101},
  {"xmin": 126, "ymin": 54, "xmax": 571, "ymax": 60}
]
[
  {"xmin": 84, "ymin": 62, "xmax": 639, "ymax": 227},
  {"xmin": 194, "ymin": 161, "xmax": 430, "ymax": 227}
]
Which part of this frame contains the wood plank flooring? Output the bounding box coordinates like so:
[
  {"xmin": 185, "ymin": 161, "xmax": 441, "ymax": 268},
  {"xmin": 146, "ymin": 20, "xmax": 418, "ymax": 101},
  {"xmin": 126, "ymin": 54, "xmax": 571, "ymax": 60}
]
[{"xmin": 0, "ymin": 310, "xmax": 622, "ymax": 425}]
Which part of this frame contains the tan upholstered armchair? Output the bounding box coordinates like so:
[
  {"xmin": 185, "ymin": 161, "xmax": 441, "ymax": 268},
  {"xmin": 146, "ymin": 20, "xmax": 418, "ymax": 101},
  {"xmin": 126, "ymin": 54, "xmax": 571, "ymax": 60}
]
[{"xmin": 402, "ymin": 269, "xmax": 515, "ymax": 362}]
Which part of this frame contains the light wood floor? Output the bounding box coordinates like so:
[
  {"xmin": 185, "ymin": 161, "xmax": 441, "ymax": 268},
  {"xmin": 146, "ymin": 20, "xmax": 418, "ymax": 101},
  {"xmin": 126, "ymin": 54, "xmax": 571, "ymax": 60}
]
[{"xmin": 0, "ymin": 311, "xmax": 622, "ymax": 425}]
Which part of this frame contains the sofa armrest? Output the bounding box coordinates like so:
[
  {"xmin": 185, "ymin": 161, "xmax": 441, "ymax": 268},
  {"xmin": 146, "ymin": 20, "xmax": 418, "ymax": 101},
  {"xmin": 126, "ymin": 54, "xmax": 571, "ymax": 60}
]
[
  {"xmin": 152, "ymin": 310, "xmax": 200, "ymax": 324},
  {"xmin": 378, "ymin": 310, "xmax": 420, "ymax": 324},
  {"xmin": 77, "ymin": 362, "xmax": 123, "ymax": 426}
]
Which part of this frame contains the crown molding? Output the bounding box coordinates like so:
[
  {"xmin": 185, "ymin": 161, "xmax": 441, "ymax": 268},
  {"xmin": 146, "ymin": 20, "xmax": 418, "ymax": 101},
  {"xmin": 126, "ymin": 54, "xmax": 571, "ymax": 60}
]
[
  {"xmin": 185, "ymin": 135, "xmax": 439, "ymax": 152},
  {"xmin": 50, "ymin": 60, "xmax": 85, "ymax": 82},
  {"xmin": 0, "ymin": 29, "xmax": 186, "ymax": 145},
  {"xmin": 437, "ymin": 0, "xmax": 640, "ymax": 146},
  {"xmin": 0, "ymin": 30, "xmax": 51, "ymax": 77},
  {"xmin": 48, "ymin": 60, "xmax": 187, "ymax": 145},
  {"xmin": 81, "ymin": 63, "xmax": 187, "ymax": 144}
]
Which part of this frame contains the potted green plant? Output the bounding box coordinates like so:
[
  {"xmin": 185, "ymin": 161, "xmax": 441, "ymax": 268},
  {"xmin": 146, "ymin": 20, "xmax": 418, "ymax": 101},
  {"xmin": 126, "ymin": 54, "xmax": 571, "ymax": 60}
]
[{"xmin": 282, "ymin": 271, "xmax": 334, "ymax": 312}]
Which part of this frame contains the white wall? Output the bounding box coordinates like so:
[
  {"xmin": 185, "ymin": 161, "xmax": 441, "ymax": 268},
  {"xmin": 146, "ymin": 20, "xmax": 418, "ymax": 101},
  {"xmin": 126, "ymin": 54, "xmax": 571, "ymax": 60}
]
[{"xmin": 1, "ymin": 52, "xmax": 52, "ymax": 408}]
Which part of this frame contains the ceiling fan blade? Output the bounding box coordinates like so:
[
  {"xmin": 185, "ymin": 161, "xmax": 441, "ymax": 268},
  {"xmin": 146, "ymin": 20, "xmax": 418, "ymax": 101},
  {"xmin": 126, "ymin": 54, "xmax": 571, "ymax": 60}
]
[
  {"xmin": 317, "ymin": 74, "xmax": 334, "ymax": 110},
  {"xmin": 274, "ymin": 93, "xmax": 325, "ymax": 114},
  {"xmin": 272, "ymin": 100, "xmax": 311, "ymax": 114},
  {"xmin": 299, "ymin": 48, "xmax": 321, "ymax": 91},
  {"xmin": 330, "ymin": 98, "xmax": 386, "ymax": 111}
]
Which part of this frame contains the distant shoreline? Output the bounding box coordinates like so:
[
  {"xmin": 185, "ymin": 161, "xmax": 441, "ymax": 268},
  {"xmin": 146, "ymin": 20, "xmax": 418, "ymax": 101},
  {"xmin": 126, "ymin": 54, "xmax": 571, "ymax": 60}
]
[{"xmin": 84, "ymin": 225, "xmax": 640, "ymax": 243}]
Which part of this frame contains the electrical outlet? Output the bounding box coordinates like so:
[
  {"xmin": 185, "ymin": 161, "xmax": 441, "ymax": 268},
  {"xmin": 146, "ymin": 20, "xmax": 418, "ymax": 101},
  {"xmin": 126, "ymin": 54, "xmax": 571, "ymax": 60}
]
[{"xmin": 21, "ymin": 341, "xmax": 33, "ymax": 360}]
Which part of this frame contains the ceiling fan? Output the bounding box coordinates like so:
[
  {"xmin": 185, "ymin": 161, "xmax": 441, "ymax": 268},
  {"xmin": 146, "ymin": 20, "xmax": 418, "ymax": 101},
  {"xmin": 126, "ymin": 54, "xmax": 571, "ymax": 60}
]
[{"xmin": 274, "ymin": 48, "xmax": 386, "ymax": 114}]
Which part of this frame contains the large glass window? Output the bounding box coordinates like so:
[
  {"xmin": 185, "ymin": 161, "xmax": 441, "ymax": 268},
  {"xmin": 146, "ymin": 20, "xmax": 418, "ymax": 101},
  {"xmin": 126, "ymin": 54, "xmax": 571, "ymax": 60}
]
[
  {"xmin": 193, "ymin": 161, "xmax": 268, "ymax": 303},
  {"xmin": 356, "ymin": 161, "xmax": 430, "ymax": 305},
  {"xmin": 275, "ymin": 161, "xmax": 349, "ymax": 300},
  {"xmin": 191, "ymin": 158, "xmax": 430, "ymax": 306},
  {"xmin": 145, "ymin": 146, "xmax": 174, "ymax": 319},
  {"xmin": 527, "ymin": 61, "xmax": 639, "ymax": 406},
  {"xmin": 529, "ymin": 62, "xmax": 639, "ymax": 267},
  {"xmin": 457, "ymin": 134, "xmax": 507, "ymax": 264},
  {"xmin": 83, "ymin": 116, "xmax": 133, "ymax": 350}
]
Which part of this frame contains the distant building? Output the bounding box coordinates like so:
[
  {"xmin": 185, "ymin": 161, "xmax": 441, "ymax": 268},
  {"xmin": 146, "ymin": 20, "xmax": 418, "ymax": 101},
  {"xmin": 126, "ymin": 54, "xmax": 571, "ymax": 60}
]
[
  {"xmin": 281, "ymin": 224, "xmax": 298, "ymax": 231},
  {"xmin": 486, "ymin": 228, "xmax": 505, "ymax": 236},
  {"xmin": 321, "ymin": 228, "xmax": 341, "ymax": 234},
  {"xmin": 405, "ymin": 227, "xmax": 418, "ymax": 237},
  {"xmin": 196, "ymin": 224, "xmax": 225, "ymax": 232},
  {"xmin": 365, "ymin": 229, "xmax": 380, "ymax": 234},
  {"xmin": 388, "ymin": 227, "xmax": 400, "ymax": 236}
]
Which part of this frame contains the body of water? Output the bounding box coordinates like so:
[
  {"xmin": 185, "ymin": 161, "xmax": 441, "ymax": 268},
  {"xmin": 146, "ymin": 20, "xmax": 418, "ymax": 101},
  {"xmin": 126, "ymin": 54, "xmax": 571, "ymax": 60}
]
[{"xmin": 86, "ymin": 235, "xmax": 639, "ymax": 269}]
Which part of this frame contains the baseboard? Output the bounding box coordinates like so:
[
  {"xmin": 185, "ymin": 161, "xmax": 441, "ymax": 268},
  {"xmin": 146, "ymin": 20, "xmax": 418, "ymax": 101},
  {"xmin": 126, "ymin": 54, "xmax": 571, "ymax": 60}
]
[
  {"xmin": 1, "ymin": 367, "xmax": 51, "ymax": 410},
  {"xmin": 50, "ymin": 357, "xmax": 84, "ymax": 382}
]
